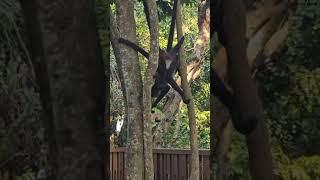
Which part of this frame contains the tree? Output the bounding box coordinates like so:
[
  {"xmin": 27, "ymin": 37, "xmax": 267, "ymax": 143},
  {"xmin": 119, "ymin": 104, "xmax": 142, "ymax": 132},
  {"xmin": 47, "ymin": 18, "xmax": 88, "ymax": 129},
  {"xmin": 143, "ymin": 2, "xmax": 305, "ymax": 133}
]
[
  {"xmin": 142, "ymin": 0, "xmax": 159, "ymax": 179},
  {"xmin": 20, "ymin": 0, "xmax": 108, "ymax": 179},
  {"xmin": 114, "ymin": 0, "xmax": 145, "ymax": 179},
  {"xmin": 176, "ymin": 0, "xmax": 200, "ymax": 179}
]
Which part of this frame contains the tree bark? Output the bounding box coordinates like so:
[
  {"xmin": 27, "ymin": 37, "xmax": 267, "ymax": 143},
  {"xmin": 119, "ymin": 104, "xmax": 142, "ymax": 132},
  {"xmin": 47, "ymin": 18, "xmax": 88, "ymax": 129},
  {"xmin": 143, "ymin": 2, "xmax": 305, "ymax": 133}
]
[
  {"xmin": 195, "ymin": 0, "xmax": 210, "ymax": 60},
  {"xmin": 116, "ymin": 0, "xmax": 144, "ymax": 179},
  {"xmin": 142, "ymin": 0, "xmax": 159, "ymax": 179},
  {"xmin": 20, "ymin": 0, "xmax": 108, "ymax": 179},
  {"xmin": 176, "ymin": 1, "xmax": 200, "ymax": 179}
]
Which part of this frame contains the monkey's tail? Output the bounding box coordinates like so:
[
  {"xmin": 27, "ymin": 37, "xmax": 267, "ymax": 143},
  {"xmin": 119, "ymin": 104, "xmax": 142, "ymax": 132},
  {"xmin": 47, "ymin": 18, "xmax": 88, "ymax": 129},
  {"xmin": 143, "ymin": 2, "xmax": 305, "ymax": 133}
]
[{"xmin": 118, "ymin": 38, "xmax": 149, "ymax": 59}]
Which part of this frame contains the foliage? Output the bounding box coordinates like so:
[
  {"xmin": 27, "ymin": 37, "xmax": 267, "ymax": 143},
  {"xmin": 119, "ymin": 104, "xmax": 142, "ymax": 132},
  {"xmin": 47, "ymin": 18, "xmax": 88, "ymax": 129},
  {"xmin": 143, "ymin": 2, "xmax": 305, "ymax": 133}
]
[
  {"xmin": 195, "ymin": 109, "xmax": 210, "ymax": 148},
  {"xmin": 256, "ymin": 3, "xmax": 320, "ymax": 156},
  {"xmin": 227, "ymin": 133, "xmax": 251, "ymax": 179},
  {"xmin": 135, "ymin": 0, "xmax": 198, "ymax": 20},
  {"xmin": 227, "ymin": 138, "xmax": 320, "ymax": 180},
  {"xmin": 272, "ymin": 142, "xmax": 320, "ymax": 180},
  {"xmin": 162, "ymin": 106, "xmax": 210, "ymax": 149},
  {"xmin": 286, "ymin": 2, "xmax": 320, "ymax": 69}
]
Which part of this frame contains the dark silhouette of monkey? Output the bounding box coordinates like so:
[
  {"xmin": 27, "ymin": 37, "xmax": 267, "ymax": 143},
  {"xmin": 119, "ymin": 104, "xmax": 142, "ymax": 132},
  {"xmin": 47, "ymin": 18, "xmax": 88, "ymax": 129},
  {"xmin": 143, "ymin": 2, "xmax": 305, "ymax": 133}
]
[
  {"xmin": 211, "ymin": 65, "xmax": 258, "ymax": 135},
  {"xmin": 119, "ymin": 37, "xmax": 190, "ymax": 108}
]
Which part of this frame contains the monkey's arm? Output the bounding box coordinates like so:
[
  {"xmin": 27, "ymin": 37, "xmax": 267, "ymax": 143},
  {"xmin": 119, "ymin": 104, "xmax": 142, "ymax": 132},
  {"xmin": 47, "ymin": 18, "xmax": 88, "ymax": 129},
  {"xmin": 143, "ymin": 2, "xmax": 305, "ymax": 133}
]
[
  {"xmin": 167, "ymin": 0, "xmax": 179, "ymax": 51},
  {"xmin": 118, "ymin": 38, "xmax": 149, "ymax": 59}
]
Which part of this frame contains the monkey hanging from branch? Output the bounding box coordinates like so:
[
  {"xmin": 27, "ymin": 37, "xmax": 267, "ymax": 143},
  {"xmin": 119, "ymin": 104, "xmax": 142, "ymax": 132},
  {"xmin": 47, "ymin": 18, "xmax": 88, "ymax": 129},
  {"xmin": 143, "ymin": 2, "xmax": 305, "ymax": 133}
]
[
  {"xmin": 118, "ymin": 0, "xmax": 190, "ymax": 108},
  {"xmin": 211, "ymin": 0, "xmax": 260, "ymax": 135}
]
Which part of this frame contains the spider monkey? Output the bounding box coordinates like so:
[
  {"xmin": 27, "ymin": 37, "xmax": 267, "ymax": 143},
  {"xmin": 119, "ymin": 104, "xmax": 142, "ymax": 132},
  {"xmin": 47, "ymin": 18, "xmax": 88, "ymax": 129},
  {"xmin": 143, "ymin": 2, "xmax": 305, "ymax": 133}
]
[
  {"xmin": 119, "ymin": 37, "xmax": 189, "ymax": 108},
  {"xmin": 211, "ymin": 70, "xmax": 258, "ymax": 135},
  {"xmin": 118, "ymin": 0, "xmax": 190, "ymax": 108}
]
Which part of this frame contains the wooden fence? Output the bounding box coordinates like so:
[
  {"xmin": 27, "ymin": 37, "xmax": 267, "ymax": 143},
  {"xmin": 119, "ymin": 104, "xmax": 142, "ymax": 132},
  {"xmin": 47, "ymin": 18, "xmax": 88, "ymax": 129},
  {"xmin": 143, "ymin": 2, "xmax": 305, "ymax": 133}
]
[{"xmin": 110, "ymin": 147, "xmax": 210, "ymax": 180}]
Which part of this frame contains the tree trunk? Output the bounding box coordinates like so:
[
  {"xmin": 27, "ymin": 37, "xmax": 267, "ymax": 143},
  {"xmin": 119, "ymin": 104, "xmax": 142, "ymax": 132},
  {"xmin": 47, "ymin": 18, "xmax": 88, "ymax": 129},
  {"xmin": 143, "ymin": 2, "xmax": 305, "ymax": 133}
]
[
  {"xmin": 142, "ymin": 0, "xmax": 159, "ymax": 179},
  {"xmin": 176, "ymin": 1, "xmax": 200, "ymax": 179},
  {"xmin": 115, "ymin": 0, "xmax": 144, "ymax": 179},
  {"xmin": 195, "ymin": 0, "xmax": 210, "ymax": 60},
  {"xmin": 20, "ymin": 0, "xmax": 108, "ymax": 179},
  {"xmin": 211, "ymin": 0, "xmax": 296, "ymax": 179}
]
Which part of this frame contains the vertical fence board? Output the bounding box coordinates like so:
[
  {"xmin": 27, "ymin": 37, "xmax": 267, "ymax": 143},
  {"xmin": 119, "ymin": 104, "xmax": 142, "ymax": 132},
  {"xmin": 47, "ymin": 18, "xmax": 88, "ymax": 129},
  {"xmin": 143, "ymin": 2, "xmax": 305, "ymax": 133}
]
[
  {"xmin": 199, "ymin": 155, "xmax": 203, "ymax": 180},
  {"xmin": 166, "ymin": 154, "xmax": 170, "ymax": 180},
  {"xmin": 153, "ymin": 153, "xmax": 157, "ymax": 180},
  {"xmin": 160, "ymin": 153, "xmax": 163, "ymax": 180},
  {"xmin": 180, "ymin": 154, "xmax": 187, "ymax": 180},
  {"xmin": 203, "ymin": 155, "xmax": 210, "ymax": 180},
  {"xmin": 119, "ymin": 152, "xmax": 124, "ymax": 180},
  {"xmin": 113, "ymin": 151, "xmax": 118, "ymax": 179},
  {"xmin": 172, "ymin": 154, "xmax": 178, "ymax": 180},
  {"xmin": 188, "ymin": 154, "xmax": 191, "ymax": 180}
]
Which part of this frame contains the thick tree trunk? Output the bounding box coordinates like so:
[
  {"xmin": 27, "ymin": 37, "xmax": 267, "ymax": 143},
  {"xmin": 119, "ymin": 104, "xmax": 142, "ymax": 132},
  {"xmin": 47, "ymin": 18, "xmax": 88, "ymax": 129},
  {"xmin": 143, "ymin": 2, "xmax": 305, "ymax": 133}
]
[
  {"xmin": 176, "ymin": 1, "xmax": 200, "ymax": 179},
  {"xmin": 116, "ymin": 0, "xmax": 144, "ymax": 179},
  {"xmin": 142, "ymin": 0, "xmax": 159, "ymax": 179},
  {"xmin": 195, "ymin": 0, "xmax": 210, "ymax": 60},
  {"xmin": 20, "ymin": 0, "xmax": 108, "ymax": 179}
]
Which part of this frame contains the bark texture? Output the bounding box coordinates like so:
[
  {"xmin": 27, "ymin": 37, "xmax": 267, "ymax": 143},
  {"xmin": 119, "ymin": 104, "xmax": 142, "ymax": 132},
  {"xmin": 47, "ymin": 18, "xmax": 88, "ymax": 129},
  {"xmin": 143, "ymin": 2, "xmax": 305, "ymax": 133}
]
[
  {"xmin": 142, "ymin": 0, "xmax": 159, "ymax": 179},
  {"xmin": 20, "ymin": 0, "xmax": 108, "ymax": 179},
  {"xmin": 116, "ymin": 0, "xmax": 144, "ymax": 179},
  {"xmin": 176, "ymin": 1, "xmax": 200, "ymax": 179}
]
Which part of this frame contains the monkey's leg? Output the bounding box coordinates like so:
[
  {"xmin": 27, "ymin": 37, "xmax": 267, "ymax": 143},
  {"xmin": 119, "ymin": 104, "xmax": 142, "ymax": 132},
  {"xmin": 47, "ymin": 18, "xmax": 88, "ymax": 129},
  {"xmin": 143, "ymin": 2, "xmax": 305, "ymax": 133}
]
[
  {"xmin": 211, "ymin": 70, "xmax": 234, "ymax": 110},
  {"xmin": 152, "ymin": 85, "xmax": 170, "ymax": 108},
  {"xmin": 167, "ymin": 77, "xmax": 190, "ymax": 104}
]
